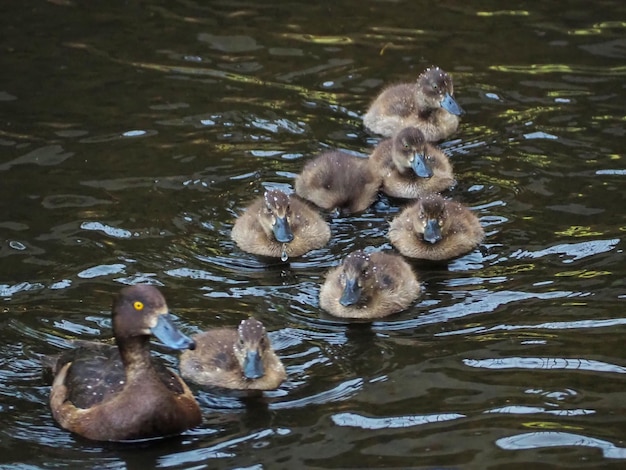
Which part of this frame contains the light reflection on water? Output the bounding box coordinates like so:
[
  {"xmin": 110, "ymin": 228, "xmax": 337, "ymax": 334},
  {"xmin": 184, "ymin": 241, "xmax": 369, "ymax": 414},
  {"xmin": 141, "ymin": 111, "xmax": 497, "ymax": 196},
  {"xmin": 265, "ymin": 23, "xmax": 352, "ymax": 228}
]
[{"xmin": 496, "ymin": 432, "xmax": 626, "ymax": 459}]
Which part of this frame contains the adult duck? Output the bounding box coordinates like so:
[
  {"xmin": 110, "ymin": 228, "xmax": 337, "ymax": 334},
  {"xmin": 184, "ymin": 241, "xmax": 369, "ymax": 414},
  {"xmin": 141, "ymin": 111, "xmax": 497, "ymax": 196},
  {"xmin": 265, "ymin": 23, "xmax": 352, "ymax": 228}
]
[{"xmin": 48, "ymin": 285, "xmax": 201, "ymax": 441}]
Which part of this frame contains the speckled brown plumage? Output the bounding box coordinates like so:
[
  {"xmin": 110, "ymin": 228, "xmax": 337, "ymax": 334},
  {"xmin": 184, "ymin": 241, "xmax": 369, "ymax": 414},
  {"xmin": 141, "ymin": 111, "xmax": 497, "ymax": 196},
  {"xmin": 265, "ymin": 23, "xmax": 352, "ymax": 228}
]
[
  {"xmin": 363, "ymin": 66, "xmax": 464, "ymax": 141},
  {"xmin": 179, "ymin": 318, "xmax": 286, "ymax": 391},
  {"xmin": 389, "ymin": 194, "xmax": 484, "ymax": 261},
  {"xmin": 48, "ymin": 285, "xmax": 201, "ymax": 442},
  {"xmin": 231, "ymin": 189, "xmax": 330, "ymax": 259},
  {"xmin": 369, "ymin": 127, "xmax": 455, "ymax": 199},
  {"xmin": 294, "ymin": 150, "xmax": 382, "ymax": 215},
  {"xmin": 320, "ymin": 250, "xmax": 422, "ymax": 319}
]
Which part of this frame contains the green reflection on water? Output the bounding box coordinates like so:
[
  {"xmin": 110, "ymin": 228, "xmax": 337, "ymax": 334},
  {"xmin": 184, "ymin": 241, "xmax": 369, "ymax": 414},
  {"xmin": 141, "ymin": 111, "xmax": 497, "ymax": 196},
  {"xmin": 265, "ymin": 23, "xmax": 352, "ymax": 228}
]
[{"xmin": 476, "ymin": 10, "xmax": 529, "ymax": 17}]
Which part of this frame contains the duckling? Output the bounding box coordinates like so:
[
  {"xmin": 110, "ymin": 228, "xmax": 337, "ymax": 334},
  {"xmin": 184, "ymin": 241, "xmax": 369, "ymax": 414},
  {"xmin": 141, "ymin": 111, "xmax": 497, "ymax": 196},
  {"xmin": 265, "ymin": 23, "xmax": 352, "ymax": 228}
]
[
  {"xmin": 369, "ymin": 126, "xmax": 455, "ymax": 199},
  {"xmin": 363, "ymin": 66, "xmax": 464, "ymax": 141},
  {"xmin": 231, "ymin": 189, "xmax": 331, "ymax": 260},
  {"xmin": 47, "ymin": 285, "xmax": 201, "ymax": 442},
  {"xmin": 180, "ymin": 318, "xmax": 286, "ymax": 391},
  {"xmin": 320, "ymin": 250, "xmax": 422, "ymax": 319},
  {"xmin": 294, "ymin": 150, "xmax": 382, "ymax": 215},
  {"xmin": 389, "ymin": 193, "xmax": 484, "ymax": 261}
]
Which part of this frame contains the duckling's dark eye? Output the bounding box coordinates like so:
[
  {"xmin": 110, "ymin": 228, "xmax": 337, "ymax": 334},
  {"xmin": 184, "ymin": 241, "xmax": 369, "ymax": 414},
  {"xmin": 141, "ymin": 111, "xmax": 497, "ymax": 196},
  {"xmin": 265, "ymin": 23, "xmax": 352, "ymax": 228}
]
[
  {"xmin": 238, "ymin": 338, "xmax": 245, "ymax": 347},
  {"xmin": 133, "ymin": 301, "xmax": 144, "ymax": 311}
]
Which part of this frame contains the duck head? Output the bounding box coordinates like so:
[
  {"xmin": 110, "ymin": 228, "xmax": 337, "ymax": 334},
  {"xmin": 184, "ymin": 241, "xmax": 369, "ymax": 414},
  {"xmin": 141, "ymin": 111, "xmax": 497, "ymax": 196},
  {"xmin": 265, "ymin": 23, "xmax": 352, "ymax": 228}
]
[
  {"xmin": 417, "ymin": 66, "xmax": 464, "ymax": 116},
  {"xmin": 233, "ymin": 318, "xmax": 271, "ymax": 380},
  {"xmin": 391, "ymin": 127, "xmax": 434, "ymax": 178},
  {"xmin": 262, "ymin": 189, "xmax": 295, "ymax": 243},
  {"xmin": 112, "ymin": 284, "xmax": 195, "ymax": 351},
  {"xmin": 414, "ymin": 194, "xmax": 447, "ymax": 244},
  {"xmin": 339, "ymin": 250, "xmax": 371, "ymax": 307}
]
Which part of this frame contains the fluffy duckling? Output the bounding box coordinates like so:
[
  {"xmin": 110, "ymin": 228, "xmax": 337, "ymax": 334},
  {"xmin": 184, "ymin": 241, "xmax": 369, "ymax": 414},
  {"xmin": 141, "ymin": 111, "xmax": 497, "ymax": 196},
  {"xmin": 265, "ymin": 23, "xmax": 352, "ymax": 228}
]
[
  {"xmin": 369, "ymin": 126, "xmax": 455, "ymax": 199},
  {"xmin": 294, "ymin": 150, "xmax": 382, "ymax": 215},
  {"xmin": 47, "ymin": 285, "xmax": 201, "ymax": 442},
  {"xmin": 231, "ymin": 189, "xmax": 331, "ymax": 260},
  {"xmin": 363, "ymin": 66, "xmax": 464, "ymax": 141},
  {"xmin": 320, "ymin": 250, "xmax": 421, "ymax": 319},
  {"xmin": 179, "ymin": 318, "xmax": 286, "ymax": 391},
  {"xmin": 389, "ymin": 194, "xmax": 484, "ymax": 261}
]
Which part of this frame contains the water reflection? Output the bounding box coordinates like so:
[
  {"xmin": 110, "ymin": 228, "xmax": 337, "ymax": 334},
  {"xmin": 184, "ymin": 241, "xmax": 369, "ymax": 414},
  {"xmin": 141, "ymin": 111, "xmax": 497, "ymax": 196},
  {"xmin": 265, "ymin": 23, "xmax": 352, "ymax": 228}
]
[
  {"xmin": 464, "ymin": 357, "xmax": 626, "ymax": 373},
  {"xmin": 497, "ymin": 432, "xmax": 626, "ymax": 459},
  {"xmin": 332, "ymin": 411, "xmax": 465, "ymax": 429}
]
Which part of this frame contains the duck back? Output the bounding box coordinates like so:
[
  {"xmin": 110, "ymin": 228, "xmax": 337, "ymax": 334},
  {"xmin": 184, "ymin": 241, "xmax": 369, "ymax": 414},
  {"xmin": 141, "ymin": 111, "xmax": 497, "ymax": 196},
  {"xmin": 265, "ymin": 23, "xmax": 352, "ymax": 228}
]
[{"xmin": 295, "ymin": 150, "xmax": 381, "ymax": 214}]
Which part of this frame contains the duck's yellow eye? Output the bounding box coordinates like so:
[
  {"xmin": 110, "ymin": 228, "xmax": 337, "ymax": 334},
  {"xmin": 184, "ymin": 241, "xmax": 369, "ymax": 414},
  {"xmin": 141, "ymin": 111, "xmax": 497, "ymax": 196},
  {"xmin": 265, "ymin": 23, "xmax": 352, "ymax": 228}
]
[{"xmin": 133, "ymin": 301, "xmax": 144, "ymax": 311}]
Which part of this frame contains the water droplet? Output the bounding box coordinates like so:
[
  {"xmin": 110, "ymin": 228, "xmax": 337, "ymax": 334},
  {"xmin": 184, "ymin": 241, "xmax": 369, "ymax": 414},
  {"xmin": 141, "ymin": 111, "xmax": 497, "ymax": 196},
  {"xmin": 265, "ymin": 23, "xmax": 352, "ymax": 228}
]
[{"xmin": 280, "ymin": 244, "xmax": 289, "ymax": 262}]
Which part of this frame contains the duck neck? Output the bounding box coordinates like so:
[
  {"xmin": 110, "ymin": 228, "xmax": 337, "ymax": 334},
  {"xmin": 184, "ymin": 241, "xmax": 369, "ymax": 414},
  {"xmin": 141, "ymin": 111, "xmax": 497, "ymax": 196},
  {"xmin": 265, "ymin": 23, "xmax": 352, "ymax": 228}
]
[{"xmin": 116, "ymin": 336, "xmax": 154, "ymax": 379}]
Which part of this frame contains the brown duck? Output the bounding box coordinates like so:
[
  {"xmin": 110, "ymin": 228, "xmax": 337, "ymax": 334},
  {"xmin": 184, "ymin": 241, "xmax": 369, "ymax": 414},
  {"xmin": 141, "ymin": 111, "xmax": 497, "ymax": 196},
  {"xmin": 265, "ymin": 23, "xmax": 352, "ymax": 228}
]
[
  {"xmin": 295, "ymin": 150, "xmax": 382, "ymax": 215},
  {"xmin": 369, "ymin": 126, "xmax": 455, "ymax": 199},
  {"xmin": 389, "ymin": 193, "xmax": 484, "ymax": 261},
  {"xmin": 231, "ymin": 189, "xmax": 330, "ymax": 260},
  {"xmin": 47, "ymin": 285, "xmax": 201, "ymax": 442},
  {"xmin": 320, "ymin": 250, "xmax": 422, "ymax": 319},
  {"xmin": 179, "ymin": 318, "xmax": 286, "ymax": 391},
  {"xmin": 363, "ymin": 66, "xmax": 464, "ymax": 141}
]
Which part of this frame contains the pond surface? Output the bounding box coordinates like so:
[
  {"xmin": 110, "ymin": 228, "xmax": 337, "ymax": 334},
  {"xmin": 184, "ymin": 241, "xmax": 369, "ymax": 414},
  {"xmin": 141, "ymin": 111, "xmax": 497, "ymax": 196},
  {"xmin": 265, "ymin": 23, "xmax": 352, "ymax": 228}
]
[{"xmin": 1, "ymin": 0, "xmax": 625, "ymax": 468}]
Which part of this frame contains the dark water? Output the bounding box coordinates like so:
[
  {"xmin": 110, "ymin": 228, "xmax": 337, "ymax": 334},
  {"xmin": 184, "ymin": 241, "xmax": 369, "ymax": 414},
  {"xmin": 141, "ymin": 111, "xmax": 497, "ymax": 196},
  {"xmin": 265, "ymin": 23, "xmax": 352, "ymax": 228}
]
[{"xmin": 2, "ymin": 0, "xmax": 625, "ymax": 468}]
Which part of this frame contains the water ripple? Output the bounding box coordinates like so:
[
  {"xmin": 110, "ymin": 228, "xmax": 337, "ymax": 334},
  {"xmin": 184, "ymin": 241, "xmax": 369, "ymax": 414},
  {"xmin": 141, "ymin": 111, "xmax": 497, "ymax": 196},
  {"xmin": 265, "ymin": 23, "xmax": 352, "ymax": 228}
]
[
  {"xmin": 442, "ymin": 317, "xmax": 626, "ymax": 336},
  {"xmin": 332, "ymin": 412, "xmax": 465, "ymax": 430},
  {"xmin": 508, "ymin": 238, "xmax": 620, "ymax": 263},
  {"xmin": 379, "ymin": 289, "xmax": 581, "ymax": 332},
  {"xmin": 0, "ymin": 145, "xmax": 73, "ymax": 171},
  {"xmin": 485, "ymin": 405, "xmax": 594, "ymax": 416},
  {"xmin": 496, "ymin": 431, "xmax": 626, "ymax": 459},
  {"xmin": 464, "ymin": 357, "xmax": 626, "ymax": 374}
]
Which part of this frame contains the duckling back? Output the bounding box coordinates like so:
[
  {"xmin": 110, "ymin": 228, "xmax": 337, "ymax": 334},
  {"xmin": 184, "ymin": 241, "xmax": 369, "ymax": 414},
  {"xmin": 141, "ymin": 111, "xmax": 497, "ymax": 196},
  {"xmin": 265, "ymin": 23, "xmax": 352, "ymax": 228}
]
[{"xmin": 295, "ymin": 150, "xmax": 382, "ymax": 215}]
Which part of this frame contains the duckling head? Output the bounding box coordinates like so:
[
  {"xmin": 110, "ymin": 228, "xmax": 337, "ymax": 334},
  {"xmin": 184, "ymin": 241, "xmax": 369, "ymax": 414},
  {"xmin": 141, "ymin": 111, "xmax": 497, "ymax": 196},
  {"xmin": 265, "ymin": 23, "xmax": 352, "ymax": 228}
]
[
  {"xmin": 417, "ymin": 66, "xmax": 464, "ymax": 116},
  {"xmin": 391, "ymin": 127, "xmax": 433, "ymax": 178},
  {"xmin": 233, "ymin": 318, "xmax": 270, "ymax": 380},
  {"xmin": 413, "ymin": 195, "xmax": 447, "ymax": 244},
  {"xmin": 262, "ymin": 190, "xmax": 295, "ymax": 244},
  {"xmin": 339, "ymin": 250, "xmax": 371, "ymax": 307}
]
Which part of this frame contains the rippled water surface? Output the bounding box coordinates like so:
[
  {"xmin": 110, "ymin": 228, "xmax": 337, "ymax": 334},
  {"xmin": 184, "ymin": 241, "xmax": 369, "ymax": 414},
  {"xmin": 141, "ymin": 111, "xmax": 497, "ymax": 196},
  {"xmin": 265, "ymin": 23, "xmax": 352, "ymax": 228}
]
[{"xmin": 2, "ymin": 1, "xmax": 625, "ymax": 468}]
